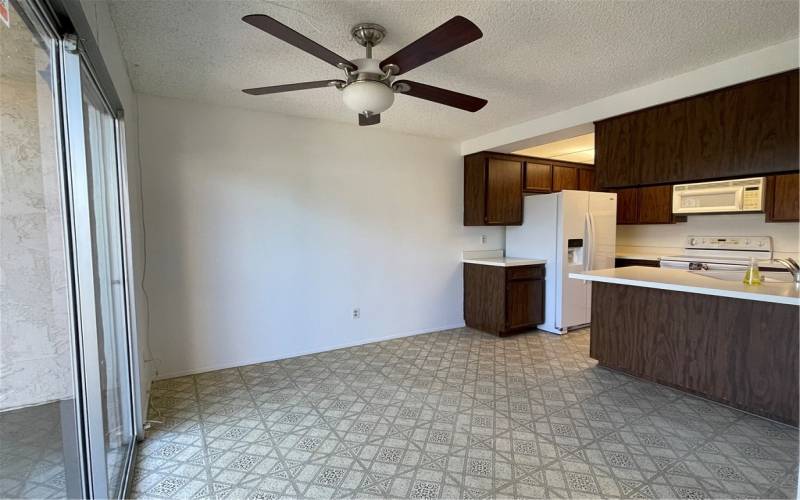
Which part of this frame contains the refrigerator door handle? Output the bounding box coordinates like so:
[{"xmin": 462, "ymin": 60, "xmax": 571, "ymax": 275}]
[
  {"xmin": 588, "ymin": 213, "xmax": 597, "ymax": 271},
  {"xmin": 583, "ymin": 213, "xmax": 593, "ymax": 276}
]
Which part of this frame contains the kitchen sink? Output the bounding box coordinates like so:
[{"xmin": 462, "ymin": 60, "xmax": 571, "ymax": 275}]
[{"xmin": 689, "ymin": 270, "xmax": 794, "ymax": 284}]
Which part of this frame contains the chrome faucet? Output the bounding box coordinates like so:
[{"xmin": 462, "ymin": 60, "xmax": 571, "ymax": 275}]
[{"xmin": 772, "ymin": 258, "xmax": 800, "ymax": 283}]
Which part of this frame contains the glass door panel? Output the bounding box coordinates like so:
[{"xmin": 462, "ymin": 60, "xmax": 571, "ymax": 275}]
[
  {"xmin": 80, "ymin": 66, "xmax": 133, "ymax": 497},
  {"xmin": 0, "ymin": 1, "xmax": 84, "ymax": 497}
]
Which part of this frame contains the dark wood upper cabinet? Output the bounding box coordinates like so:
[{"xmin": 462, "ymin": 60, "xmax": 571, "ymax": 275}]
[
  {"xmin": 687, "ymin": 73, "xmax": 796, "ymax": 180},
  {"xmin": 637, "ymin": 185, "xmax": 675, "ymax": 224},
  {"xmin": 552, "ymin": 165, "xmax": 579, "ymax": 192},
  {"xmin": 465, "ymin": 152, "xmax": 594, "ymax": 225},
  {"xmin": 634, "ymin": 102, "xmax": 689, "ymax": 185},
  {"xmin": 686, "ymin": 85, "xmax": 738, "ymax": 180},
  {"xmin": 612, "ymin": 184, "xmax": 685, "ymax": 225},
  {"xmin": 766, "ymin": 173, "xmax": 800, "ymax": 222},
  {"xmin": 789, "ymin": 71, "xmax": 799, "ymax": 166},
  {"xmin": 524, "ymin": 162, "xmax": 552, "ymax": 192},
  {"xmin": 732, "ymin": 73, "xmax": 796, "ymax": 177},
  {"xmin": 597, "ymin": 70, "xmax": 799, "ymax": 189},
  {"xmin": 485, "ymin": 159, "xmax": 523, "ymax": 224},
  {"xmin": 613, "ymin": 187, "xmax": 639, "ymax": 225},
  {"xmin": 579, "ymin": 169, "xmax": 595, "ymax": 191},
  {"xmin": 595, "ymin": 116, "xmax": 637, "ymax": 188},
  {"xmin": 464, "ymin": 153, "xmax": 523, "ymax": 226}
]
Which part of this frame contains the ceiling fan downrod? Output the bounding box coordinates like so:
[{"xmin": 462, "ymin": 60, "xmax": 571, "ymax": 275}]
[{"xmin": 350, "ymin": 23, "xmax": 386, "ymax": 59}]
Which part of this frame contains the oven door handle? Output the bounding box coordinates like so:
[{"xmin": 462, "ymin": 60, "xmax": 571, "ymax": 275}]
[{"xmin": 704, "ymin": 263, "xmax": 749, "ymax": 271}]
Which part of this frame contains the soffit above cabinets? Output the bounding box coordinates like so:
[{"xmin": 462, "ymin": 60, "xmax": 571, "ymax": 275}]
[{"xmin": 514, "ymin": 134, "xmax": 595, "ymax": 164}]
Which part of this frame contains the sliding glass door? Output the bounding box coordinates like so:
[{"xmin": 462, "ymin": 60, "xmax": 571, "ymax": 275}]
[
  {"xmin": 61, "ymin": 34, "xmax": 137, "ymax": 498},
  {"xmin": 80, "ymin": 64, "xmax": 134, "ymax": 497},
  {"xmin": 0, "ymin": 1, "xmax": 84, "ymax": 497},
  {"xmin": 1, "ymin": 0, "xmax": 139, "ymax": 497}
]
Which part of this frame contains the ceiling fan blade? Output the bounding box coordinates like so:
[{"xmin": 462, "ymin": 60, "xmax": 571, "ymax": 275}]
[
  {"xmin": 243, "ymin": 14, "xmax": 356, "ymax": 70},
  {"xmin": 242, "ymin": 80, "xmax": 344, "ymax": 95},
  {"xmin": 393, "ymin": 80, "xmax": 487, "ymax": 112},
  {"xmin": 359, "ymin": 113, "xmax": 381, "ymax": 126},
  {"xmin": 380, "ymin": 16, "xmax": 482, "ymax": 75}
]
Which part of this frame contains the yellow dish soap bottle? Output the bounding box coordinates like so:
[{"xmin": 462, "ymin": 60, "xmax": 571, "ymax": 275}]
[{"xmin": 743, "ymin": 257, "xmax": 762, "ymax": 285}]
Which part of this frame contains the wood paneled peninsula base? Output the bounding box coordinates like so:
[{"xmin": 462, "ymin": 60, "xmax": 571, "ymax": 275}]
[{"xmin": 589, "ymin": 282, "xmax": 799, "ymax": 426}]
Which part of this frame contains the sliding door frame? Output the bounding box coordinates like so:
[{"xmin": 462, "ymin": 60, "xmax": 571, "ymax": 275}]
[
  {"xmin": 60, "ymin": 34, "xmax": 140, "ymax": 498},
  {"xmin": 60, "ymin": 36, "xmax": 110, "ymax": 498},
  {"xmin": 13, "ymin": 0, "xmax": 142, "ymax": 496}
]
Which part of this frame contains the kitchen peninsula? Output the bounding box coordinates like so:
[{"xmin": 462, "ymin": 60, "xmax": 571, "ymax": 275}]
[{"xmin": 571, "ymin": 266, "xmax": 800, "ymax": 425}]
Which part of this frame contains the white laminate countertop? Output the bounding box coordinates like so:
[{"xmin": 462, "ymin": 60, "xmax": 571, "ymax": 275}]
[
  {"xmin": 570, "ymin": 266, "xmax": 800, "ymax": 306},
  {"xmin": 463, "ymin": 257, "xmax": 547, "ymax": 267},
  {"xmin": 614, "ymin": 252, "xmax": 661, "ymax": 261},
  {"xmin": 614, "ymin": 246, "xmax": 680, "ymax": 261}
]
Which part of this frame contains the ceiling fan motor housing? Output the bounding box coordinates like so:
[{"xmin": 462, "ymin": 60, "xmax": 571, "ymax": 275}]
[{"xmin": 341, "ymin": 58, "xmax": 395, "ymax": 114}]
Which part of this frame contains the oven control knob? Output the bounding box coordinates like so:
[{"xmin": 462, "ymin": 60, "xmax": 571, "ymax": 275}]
[
  {"xmin": 690, "ymin": 238, "xmax": 698, "ymax": 246},
  {"xmin": 758, "ymin": 240, "xmax": 765, "ymax": 247}
]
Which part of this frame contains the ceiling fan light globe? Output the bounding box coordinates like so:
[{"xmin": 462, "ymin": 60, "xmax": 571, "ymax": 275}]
[{"xmin": 342, "ymin": 81, "xmax": 394, "ymax": 114}]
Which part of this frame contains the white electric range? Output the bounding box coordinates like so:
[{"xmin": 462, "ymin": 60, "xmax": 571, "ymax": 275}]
[{"xmin": 659, "ymin": 236, "xmax": 773, "ymax": 271}]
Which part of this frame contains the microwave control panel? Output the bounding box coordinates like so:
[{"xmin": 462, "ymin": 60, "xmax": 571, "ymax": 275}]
[{"xmin": 742, "ymin": 186, "xmax": 763, "ymax": 210}]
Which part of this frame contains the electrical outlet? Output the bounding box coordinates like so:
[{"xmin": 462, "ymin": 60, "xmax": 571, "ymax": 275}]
[
  {"xmin": 481, "ymin": 234, "xmax": 487, "ymax": 244},
  {"xmin": 352, "ymin": 308, "xmax": 360, "ymax": 319}
]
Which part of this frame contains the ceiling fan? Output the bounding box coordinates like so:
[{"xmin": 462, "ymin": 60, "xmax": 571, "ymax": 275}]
[{"xmin": 241, "ymin": 14, "xmax": 488, "ymax": 126}]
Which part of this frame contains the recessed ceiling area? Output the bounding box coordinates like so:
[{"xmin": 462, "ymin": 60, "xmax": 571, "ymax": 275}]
[
  {"xmin": 107, "ymin": 0, "xmax": 799, "ymax": 141},
  {"xmin": 515, "ymin": 133, "xmax": 595, "ymax": 164}
]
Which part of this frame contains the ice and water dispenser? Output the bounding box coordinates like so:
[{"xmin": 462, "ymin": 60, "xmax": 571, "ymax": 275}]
[{"xmin": 567, "ymin": 238, "xmax": 584, "ymax": 266}]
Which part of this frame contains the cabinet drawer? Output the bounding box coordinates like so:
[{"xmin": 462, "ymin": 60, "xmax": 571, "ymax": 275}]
[{"xmin": 506, "ymin": 265, "xmax": 544, "ymax": 281}]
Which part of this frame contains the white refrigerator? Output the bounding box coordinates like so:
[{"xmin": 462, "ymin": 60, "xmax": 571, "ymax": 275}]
[{"xmin": 506, "ymin": 190, "xmax": 617, "ymax": 334}]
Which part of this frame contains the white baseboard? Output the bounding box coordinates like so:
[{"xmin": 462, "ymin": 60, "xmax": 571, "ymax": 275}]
[{"xmin": 153, "ymin": 322, "xmax": 467, "ymax": 381}]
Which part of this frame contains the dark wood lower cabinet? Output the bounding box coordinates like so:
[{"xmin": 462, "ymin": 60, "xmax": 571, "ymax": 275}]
[
  {"xmin": 506, "ymin": 279, "xmax": 544, "ymax": 330},
  {"xmin": 464, "ymin": 263, "xmax": 545, "ymax": 336},
  {"xmin": 590, "ymin": 282, "xmax": 799, "ymax": 425}
]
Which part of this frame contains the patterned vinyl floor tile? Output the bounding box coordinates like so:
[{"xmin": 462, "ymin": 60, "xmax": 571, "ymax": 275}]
[
  {"xmin": 0, "ymin": 401, "xmax": 71, "ymax": 498},
  {"xmin": 133, "ymin": 327, "xmax": 798, "ymax": 499}
]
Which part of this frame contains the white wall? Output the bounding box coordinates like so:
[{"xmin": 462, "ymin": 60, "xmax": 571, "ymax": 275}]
[
  {"xmin": 79, "ymin": 1, "xmax": 152, "ymax": 424},
  {"xmin": 137, "ymin": 94, "xmax": 504, "ymax": 379},
  {"xmin": 618, "ymin": 214, "xmax": 800, "ymax": 258}
]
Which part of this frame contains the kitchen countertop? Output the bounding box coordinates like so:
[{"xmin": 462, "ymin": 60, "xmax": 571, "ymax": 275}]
[
  {"xmin": 614, "ymin": 252, "xmax": 661, "ymax": 261},
  {"xmin": 463, "ymin": 257, "xmax": 547, "ymax": 267},
  {"xmin": 570, "ymin": 266, "xmax": 800, "ymax": 305},
  {"xmin": 615, "ymin": 246, "xmax": 680, "ymax": 261}
]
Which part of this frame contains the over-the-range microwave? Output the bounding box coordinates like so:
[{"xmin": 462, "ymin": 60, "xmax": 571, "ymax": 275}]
[{"xmin": 672, "ymin": 177, "xmax": 764, "ymax": 215}]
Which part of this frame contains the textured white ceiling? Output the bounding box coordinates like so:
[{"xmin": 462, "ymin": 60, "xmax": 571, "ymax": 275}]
[{"xmin": 107, "ymin": 0, "xmax": 798, "ymax": 141}]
